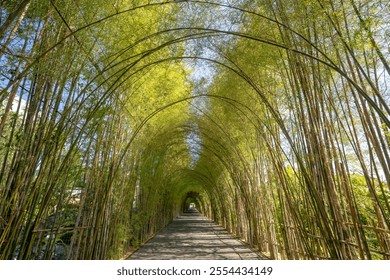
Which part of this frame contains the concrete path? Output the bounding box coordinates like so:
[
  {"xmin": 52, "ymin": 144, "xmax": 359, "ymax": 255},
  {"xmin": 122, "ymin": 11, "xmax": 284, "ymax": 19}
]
[{"xmin": 127, "ymin": 211, "xmax": 264, "ymax": 260}]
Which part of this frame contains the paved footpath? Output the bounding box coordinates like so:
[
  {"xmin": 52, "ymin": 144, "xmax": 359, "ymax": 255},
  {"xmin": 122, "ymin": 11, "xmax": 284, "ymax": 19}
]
[{"xmin": 127, "ymin": 211, "xmax": 264, "ymax": 260}]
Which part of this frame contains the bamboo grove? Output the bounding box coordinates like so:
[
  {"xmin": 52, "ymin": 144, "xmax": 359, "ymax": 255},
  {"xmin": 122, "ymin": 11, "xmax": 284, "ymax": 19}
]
[{"xmin": 0, "ymin": 0, "xmax": 389, "ymax": 260}]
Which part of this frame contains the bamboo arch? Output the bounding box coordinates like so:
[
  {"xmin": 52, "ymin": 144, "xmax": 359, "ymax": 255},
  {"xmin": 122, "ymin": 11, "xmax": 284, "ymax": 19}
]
[{"xmin": 0, "ymin": 0, "xmax": 389, "ymax": 260}]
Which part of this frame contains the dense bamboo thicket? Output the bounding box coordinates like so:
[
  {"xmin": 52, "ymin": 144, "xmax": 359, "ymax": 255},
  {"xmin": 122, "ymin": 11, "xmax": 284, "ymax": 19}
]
[{"xmin": 0, "ymin": 0, "xmax": 389, "ymax": 259}]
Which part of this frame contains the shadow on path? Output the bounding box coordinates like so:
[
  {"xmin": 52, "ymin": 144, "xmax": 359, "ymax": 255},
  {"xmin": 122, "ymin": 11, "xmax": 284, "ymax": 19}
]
[{"xmin": 127, "ymin": 211, "xmax": 265, "ymax": 260}]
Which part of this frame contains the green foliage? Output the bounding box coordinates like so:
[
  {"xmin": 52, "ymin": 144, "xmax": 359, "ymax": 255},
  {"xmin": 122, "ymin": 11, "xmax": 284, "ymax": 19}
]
[{"xmin": 1, "ymin": 0, "xmax": 389, "ymax": 261}]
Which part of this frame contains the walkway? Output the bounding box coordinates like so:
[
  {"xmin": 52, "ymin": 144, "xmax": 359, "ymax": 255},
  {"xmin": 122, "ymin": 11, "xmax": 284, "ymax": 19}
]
[{"xmin": 127, "ymin": 211, "xmax": 264, "ymax": 260}]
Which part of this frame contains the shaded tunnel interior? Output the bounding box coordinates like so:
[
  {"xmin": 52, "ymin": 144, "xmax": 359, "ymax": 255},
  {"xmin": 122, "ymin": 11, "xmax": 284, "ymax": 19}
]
[{"xmin": 0, "ymin": 0, "xmax": 389, "ymax": 260}]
